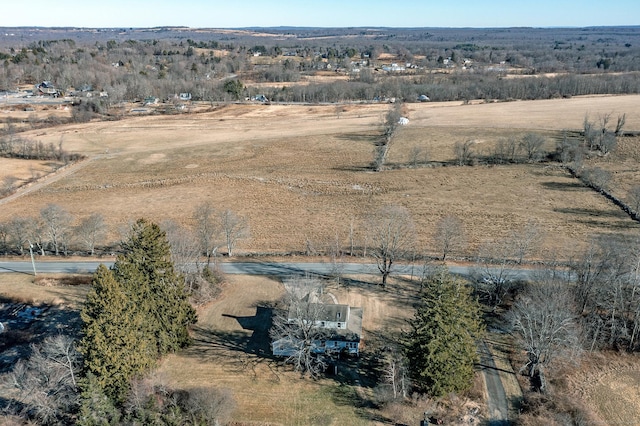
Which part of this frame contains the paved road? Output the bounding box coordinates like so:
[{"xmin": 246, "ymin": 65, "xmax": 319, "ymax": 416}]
[
  {"xmin": 479, "ymin": 341, "xmax": 511, "ymax": 425},
  {"xmin": 0, "ymin": 260, "xmax": 551, "ymax": 280},
  {"xmin": 0, "ymin": 261, "xmax": 376, "ymax": 275}
]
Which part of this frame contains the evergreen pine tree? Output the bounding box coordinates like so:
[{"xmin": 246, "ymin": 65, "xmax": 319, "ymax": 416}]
[
  {"xmin": 80, "ymin": 219, "xmax": 197, "ymax": 403},
  {"xmin": 77, "ymin": 373, "xmax": 122, "ymax": 426},
  {"xmin": 114, "ymin": 218, "xmax": 197, "ymax": 355},
  {"xmin": 80, "ymin": 264, "xmax": 155, "ymax": 402},
  {"xmin": 404, "ymin": 269, "xmax": 484, "ymax": 397}
]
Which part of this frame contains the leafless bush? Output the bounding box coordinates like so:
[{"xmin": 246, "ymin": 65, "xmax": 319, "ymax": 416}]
[
  {"xmin": 580, "ymin": 167, "xmax": 612, "ymax": 192},
  {"xmin": 0, "ymin": 335, "xmax": 82, "ymax": 425},
  {"xmin": 190, "ymin": 266, "xmax": 225, "ymax": 306},
  {"xmin": 520, "ymin": 133, "xmax": 547, "ymax": 162},
  {"xmin": 182, "ymin": 387, "xmax": 235, "ymax": 425},
  {"xmin": 453, "ymin": 140, "xmax": 475, "ymax": 166}
]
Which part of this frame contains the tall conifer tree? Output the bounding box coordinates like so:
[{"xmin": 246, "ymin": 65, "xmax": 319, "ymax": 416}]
[
  {"xmin": 114, "ymin": 219, "xmax": 196, "ymax": 355},
  {"xmin": 80, "ymin": 265, "xmax": 155, "ymax": 401},
  {"xmin": 80, "ymin": 219, "xmax": 197, "ymax": 403},
  {"xmin": 404, "ymin": 269, "xmax": 484, "ymax": 397}
]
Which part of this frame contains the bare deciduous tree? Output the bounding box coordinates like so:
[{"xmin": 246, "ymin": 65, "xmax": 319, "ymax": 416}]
[
  {"xmin": 270, "ymin": 276, "xmax": 328, "ymax": 377},
  {"xmin": 507, "ymin": 279, "xmax": 581, "ymax": 392},
  {"xmin": 453, "ymin": 140, "xmax": 475, "ymax": 166},
  {"xmin": 1, "ymin": 335, "xmax": 82, "ymax": 424},
  {"xmin": 583, "ymin": 114, "xmax": 598, "ymax": 151},
  {"xmin": 4, "ymin": 216, "xmax": 31, "ymax": 255},
  {"xmin": 74, "ymin": 212, "xmax": 106, "ymax": 256},
  {"xmin": 193, "ymin": 202, "xmax": 222, "ymax": 266},
  {"xmin": 571, "ymin": 236, "xmax": 640, "ymax": 351},
  {"xmin": 492, "ymin": 136, "xmax": 519, "ymax": 164},
  {"xmin": 433, "ymin": 214, "xmax": 466, "ymax": 261},
  {"xmin": 219, "ymin": 209, "xmax": 249, "ymax": 257},
  {"xmin": 509, "ymin": 220, "xmax": 542, "ymax": 264},
  {"xmin": 409, "ymin": 145, "xmax": 429, "ymax": 167},
  {"xmin": 40, "ymin": 203, "xmax": 73, "ymax": 256},
  {"xmin": 379, "ymin": 347, "xmax": 410, "ymax": 401},
  {"xmin": 326, "ymin": 233, "xmax": 345, "ymax": 284},
  {"xmin": 367, "ymin": 205, "xmax": 416, "ymax": 286},
  {"xmin": 520, "ymin": 133, "xmax": 546, "ymax": 162},
  {"xmin": 615, "ymin": 113, "xmax": 626, "ymax": 136},
  {"xmin": 161, "ymin": 219, "xmax": 202, "ymax": 285},
  {"xmin": 473, "ymin": 238, "xmax": 515, "ymax": 309}
]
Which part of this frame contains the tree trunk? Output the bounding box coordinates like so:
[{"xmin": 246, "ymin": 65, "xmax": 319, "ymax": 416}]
[{"xmin": 381, "ymin": 271, "xmax": 389, "ymax": 287}]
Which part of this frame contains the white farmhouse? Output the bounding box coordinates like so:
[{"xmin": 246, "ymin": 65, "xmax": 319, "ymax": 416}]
[{"xmin": 272, "ymin": 303, "xmax": 363, "ymax": 357}]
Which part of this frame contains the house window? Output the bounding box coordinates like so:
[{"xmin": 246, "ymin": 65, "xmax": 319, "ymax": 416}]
[
  {"xmin": 337, "ymin": 323, "xmax": 342, "ymax": 328},
  {"xmin": 334, "ymin": 341, "xmax": 338, "ymax": 347},
  {"xmin": 321, "ymin": 321, "xmax": 325, "ymax": 327}
]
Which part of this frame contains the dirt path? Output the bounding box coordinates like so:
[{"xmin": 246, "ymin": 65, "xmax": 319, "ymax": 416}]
[
  {"xmin": 479, "ymin": 340, "xmax": 510, "ymax": 425},
  {"xmin": 0, "ymin": 156, "xmax": 100, "ymax": 206}
]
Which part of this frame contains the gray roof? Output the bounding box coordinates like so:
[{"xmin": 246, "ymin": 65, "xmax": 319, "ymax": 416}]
[
  {"xmin": 287, "ymin": 303, "xmax": 363, "ymax": 342},
  {"xmin": 319, "ymin": 304, "xmax": 349, "ymax": 322}
]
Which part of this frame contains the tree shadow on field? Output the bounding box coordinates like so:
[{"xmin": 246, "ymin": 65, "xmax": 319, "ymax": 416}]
[
  {"xmin": 540, "ymin": 181, "xmax": 587, "ymax": 191},
  {"xmin": 221, "ymin": 305, "xmax": 274, "ymax": 356},
  {"xmin": 553, "ymin": 207, "xmax": 625, "ymax": 218},
  {"xmin": 190, "ymin": 305, "xmax": 274, "ymax": 360}
]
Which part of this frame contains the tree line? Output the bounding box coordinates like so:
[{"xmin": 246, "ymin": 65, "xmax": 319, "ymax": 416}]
[
  {"xmin": 2, "ymin": 31, "xmax": 640, "ymax": 111},
  {"xmin": 0, "ymin": 202, "xmax": 248, "ymax": 259}
]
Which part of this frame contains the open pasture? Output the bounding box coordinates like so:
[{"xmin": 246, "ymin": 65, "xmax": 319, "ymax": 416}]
[{"xmin": 1, "ymin": 96, "xmax": 640, "ymax": 258}]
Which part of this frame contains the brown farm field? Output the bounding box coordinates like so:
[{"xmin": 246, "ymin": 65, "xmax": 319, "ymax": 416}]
[{"xmin": 2, "ymin": 95, "xmax": 640, "ymax": 257}]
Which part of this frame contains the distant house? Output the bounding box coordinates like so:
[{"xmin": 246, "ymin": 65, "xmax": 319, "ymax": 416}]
[
  {"xmin": 35, "ymin": 81, "xmax": 59, "ymax": 97},
  {"xmin": 382, "ymin": 63, "xmax": 406, "ymax": 72},
  {"xmin": 143, "ymin": 96, "xmax": 158, "ymax": 105},
  {"xmin": 272, "ymin": 303, "xmax": 363, "ymax": 357},
  {"xmin": 179, "ymin": 92, "xmax": 192, "ymax": 101}
]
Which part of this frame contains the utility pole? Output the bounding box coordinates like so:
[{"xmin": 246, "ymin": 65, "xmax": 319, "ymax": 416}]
[{"xmin": 28, "ymin": 241, "xmax": 37, "ymax": 276}]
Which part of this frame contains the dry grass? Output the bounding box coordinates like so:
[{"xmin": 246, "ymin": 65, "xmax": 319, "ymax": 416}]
[
  {"xmin": 159, "ymin": 275, "xmax": 379, "ymax": 425},
  {"xmin": 158, "ymin": 273, "xmax": 489, "ymax": 425},
  {"xmin": 566, "ymin": 352, "xmax": 640, "ymax": 425},
  {"xmin": 0, "ymin": 273, "xmax": 89, "ymax": 307},
  {"xmin": 0, "ymin": 158, "xmax": 62, "ymax": 187},
  {"xmin": 2, "ymin": 96, "xmax": 640, "ymax": 260}
]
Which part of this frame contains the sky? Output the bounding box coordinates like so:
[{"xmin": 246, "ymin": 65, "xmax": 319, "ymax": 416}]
[{"xmin": 1, "ymin": 0, "xmax": 639, "ymax": 28}]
